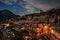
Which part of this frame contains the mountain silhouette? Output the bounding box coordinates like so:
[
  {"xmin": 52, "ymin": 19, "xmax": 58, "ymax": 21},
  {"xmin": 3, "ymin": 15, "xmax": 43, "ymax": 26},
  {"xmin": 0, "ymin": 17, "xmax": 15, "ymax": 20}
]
[
  {"xmin": 22, "ymin": 8, "xmax": 60, "ymax": 18},
  {"xmin": 0, "ymin": 9, "xmax": 20, "ymax": 21}
]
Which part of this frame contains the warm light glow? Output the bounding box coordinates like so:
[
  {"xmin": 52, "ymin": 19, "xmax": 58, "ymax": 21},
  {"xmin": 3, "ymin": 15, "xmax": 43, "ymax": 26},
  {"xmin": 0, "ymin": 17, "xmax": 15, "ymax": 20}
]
[
  {"xmin": 21, "ymin": 27, "xmax": 25, "ymax": 30},
  {"xmin": 43, "ymin": 25, "xmax": 50, "ymax": 34},
  {"xmin": 12, "ymin": 33, "xmax": 15, "ymax": 37},
  {"xmin": 36, "ymin": 28, "xmax": 42, "ymax": 32},
  {"xmin": 44, "ymin": 26, "xmax": 48, "ymax": 29},
  {"xmin": 44, "ymin": 25, "xmax": 49, "ymax": 31},
  {"xmin": 51, "ymin": 29, "xmax": 54, "ymax": 33},
  {"xmin": 24, "ymin": 36, "xmax": 29, "ymax": 40},
  {"xmin": 5, "ymin": 24, "xmax": 10, "ymax": 27}
]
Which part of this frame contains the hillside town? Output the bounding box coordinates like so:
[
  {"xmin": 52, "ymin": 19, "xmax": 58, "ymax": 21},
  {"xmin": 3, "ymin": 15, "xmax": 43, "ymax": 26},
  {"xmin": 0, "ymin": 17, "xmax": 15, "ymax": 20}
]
[{"xmin": 0, "ymin": 8, "xmax": 60, "ymax": 40}]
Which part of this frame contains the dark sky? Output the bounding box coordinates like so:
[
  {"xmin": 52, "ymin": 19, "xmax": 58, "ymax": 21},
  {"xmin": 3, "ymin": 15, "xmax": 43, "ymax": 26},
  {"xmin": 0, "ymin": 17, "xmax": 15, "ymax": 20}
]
[{"xmin": 0, "ymin": 0, "xmax": 60, "ymax": 16}]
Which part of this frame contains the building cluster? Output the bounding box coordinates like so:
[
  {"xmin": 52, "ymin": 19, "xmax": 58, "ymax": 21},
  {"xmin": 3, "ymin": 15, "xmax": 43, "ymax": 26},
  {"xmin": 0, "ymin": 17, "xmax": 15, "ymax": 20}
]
[
  {"xmin": 19, "ymin": 8, "xmax": 60, "ymax": 24},
  {"xmin": 0, "ymin": 8, "xmax": 60, "ymax": 40}
]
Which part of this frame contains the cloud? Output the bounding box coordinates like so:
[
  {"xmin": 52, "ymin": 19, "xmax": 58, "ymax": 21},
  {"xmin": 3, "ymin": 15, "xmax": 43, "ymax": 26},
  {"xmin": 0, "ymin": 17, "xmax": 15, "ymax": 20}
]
[
  {"xmin": 0, "ymin": 0, "xmax": 60, "ymax": 15},
  {"xmin": 1, "ymin": 0, "xmax": 60, "ymax": 10},
  {"xmin": 18, "ymin": 0, "xmax": 60, "ymax": 15},
  {"xmin": 0, "ymin": 0, "xmax": 17, "ymax": 5},
  {"xmin": 19, "ymin": 0, "xmax": 41, "ymax": 14},
  {"xmin": 23, "ymin": 0, "xmax": 60, "ymax": 11}
]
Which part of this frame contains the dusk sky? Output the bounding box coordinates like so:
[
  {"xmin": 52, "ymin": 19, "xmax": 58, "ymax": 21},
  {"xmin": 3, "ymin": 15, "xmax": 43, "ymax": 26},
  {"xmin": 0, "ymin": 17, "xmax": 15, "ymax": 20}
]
[{"xmin": 0, "ymin": 0, "xmax": 60, "ymax": 16}]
